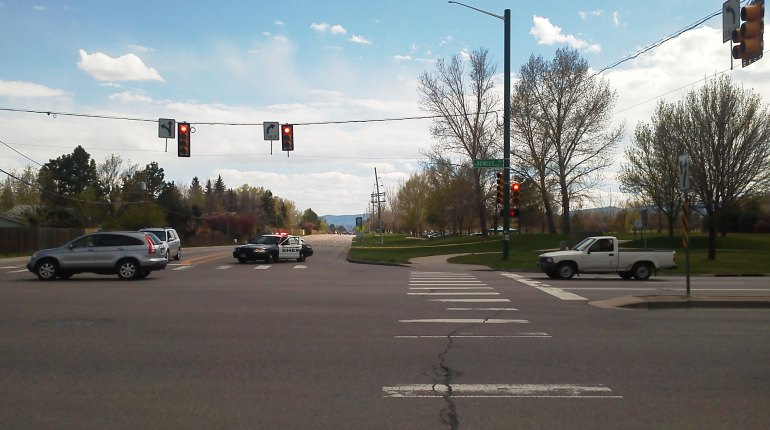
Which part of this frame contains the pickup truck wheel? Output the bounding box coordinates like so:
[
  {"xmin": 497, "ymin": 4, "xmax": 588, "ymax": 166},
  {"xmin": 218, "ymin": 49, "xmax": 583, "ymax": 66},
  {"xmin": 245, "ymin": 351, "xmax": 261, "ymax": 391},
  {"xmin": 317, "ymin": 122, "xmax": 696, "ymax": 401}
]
[
  {"xmin": 556, "ymin": 262, "xmax": 577, "ymax": 280},
  {"xmin": 618, "ymin": 271, "xmax": 633, "ymax": 280},
  {"xmin": 632, "ymin": 263, "xmax": 653, "ymax": 281},
  {"xmin": 545, "ymin": 271, "xmax": 560, "ymax": 280},
  {"xmin": 237, "ymin": 257, "xmax": 247, "ymax": 263}
]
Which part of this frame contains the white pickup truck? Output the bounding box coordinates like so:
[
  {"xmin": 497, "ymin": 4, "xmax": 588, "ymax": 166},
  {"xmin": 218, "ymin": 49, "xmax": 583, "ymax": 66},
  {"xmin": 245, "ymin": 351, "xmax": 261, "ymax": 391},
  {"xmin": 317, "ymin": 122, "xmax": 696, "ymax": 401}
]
[{"xmin": 536, "ymin": 236, "xmax": 677, "ymax": 280}]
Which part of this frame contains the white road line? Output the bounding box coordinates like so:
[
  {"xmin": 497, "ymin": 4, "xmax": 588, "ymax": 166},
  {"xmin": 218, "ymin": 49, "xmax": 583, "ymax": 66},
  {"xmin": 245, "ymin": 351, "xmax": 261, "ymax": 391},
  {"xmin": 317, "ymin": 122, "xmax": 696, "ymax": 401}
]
[
  {"xmin": 502, "ymin": 272, "xmax": 588, "ymax": 301},
  {"xmin": 254, "ymin": 265, "xmax": 271, "ymax": 270},
  {"xmin": 536, "ymin": 287, "xmax": 588, "ymax": 301},
  {"xmin": 446, "ymin": 307, "xmax": 519, "ymax": 311},
  {"xmin": 399, "ymin": 319, "xmax": 527, "ymax": 324},
  {"xmin": 409, "ymin": 287, "xmax": 493, "ymax": 290},
  {"xmin": 562, "ymin": 287, "xmax": 658, "ymax": 291},
  {"xmin": 408, "ymin": 292, "xmax": 500, "ymax": 296},
  {"xmin": 215, "ymin": 265, "xmax": 232, "ymax": 270},
  {"xmin": 394, "ymin": 334, "xmax": 550, "ymax": 339},
  {"xmin": 382, "ymin": 384, "xmax": 621, "ymax": 399},
  {"xmin": 294, "ymin": 265, "xmax": 307, "ymax": 269},
  {"xmin": 1, "ymin": 266, "xmax": 20, "ymax": 269},
  {"xmin": 430, "ymin": 298, "xmax": 511, "ymax": 303},
  {"xmin": 172, "ymin": 266, "xmax": 193, "ymax": 271},
  {"xmin": 10, "ymin": 269, "xmax": 28, "ymax": 273}
]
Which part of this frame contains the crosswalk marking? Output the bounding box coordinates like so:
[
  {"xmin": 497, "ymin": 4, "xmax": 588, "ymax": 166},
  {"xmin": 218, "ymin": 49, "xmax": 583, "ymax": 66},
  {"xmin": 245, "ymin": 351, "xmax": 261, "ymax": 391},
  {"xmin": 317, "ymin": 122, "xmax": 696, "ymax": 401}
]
[
  {"xmin": 408, "ymin": 292, "xmax": 499, "ymax": 296},
  {"xmin": 409, "ymin": 286, "xmax": 493, "ymax": 290},
  {"xmin": 502, "ymin": 272, "xmax": 588, "ymax": 301},
  {"xmin": 382, "ymin": 384, "xmax": 621, "ymax": 399},
  {"xmin": 394, "ymin": 334, "xmax": 550, "ymax": 339},
  {"xmin": 430, "ymin": 298, "xmax": 511, "ymax": 303},
  {"xmin": 399, "ymin": 318, "xmax": 527, "ymax": 324}
]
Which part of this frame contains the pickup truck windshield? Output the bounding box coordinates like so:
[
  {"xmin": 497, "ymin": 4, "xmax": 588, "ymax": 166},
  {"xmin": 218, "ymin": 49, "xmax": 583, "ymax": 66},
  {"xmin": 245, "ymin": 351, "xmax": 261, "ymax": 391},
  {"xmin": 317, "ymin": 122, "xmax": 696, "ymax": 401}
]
[{"xmin": 572, "ymin": 238, "xmax": 594, "ymax": 252}]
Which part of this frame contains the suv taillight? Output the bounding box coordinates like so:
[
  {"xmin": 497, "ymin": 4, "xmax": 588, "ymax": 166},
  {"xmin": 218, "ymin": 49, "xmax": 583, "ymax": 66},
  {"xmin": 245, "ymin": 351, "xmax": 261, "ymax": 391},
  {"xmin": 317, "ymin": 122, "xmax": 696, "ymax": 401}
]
[{"xmin": 144, "ymin": 234, "xmax": 156, "ymax": 254}]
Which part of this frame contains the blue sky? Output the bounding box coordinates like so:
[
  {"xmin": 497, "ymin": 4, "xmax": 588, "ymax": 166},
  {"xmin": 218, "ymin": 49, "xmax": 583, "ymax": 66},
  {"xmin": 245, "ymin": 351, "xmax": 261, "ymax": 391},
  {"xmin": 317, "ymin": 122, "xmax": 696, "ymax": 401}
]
[{"xmin": 1, "ymin": 1, "xmax": 766, "ymax": 215}]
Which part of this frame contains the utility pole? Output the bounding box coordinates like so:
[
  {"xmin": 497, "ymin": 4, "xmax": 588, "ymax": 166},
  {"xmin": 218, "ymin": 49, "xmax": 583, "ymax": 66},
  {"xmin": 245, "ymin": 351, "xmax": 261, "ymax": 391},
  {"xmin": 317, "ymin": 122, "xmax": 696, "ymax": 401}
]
[{"xmin": 372, "ymin": 168, "xmax": 386, "ymax": 245}]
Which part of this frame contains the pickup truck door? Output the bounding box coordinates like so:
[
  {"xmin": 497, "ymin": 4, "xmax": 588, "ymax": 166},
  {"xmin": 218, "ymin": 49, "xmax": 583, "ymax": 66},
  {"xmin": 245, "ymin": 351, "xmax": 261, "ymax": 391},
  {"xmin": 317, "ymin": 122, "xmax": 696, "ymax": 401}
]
[
  {"xmin": 278, "ymin": 236, "xmax": 302, "ymax": 260},
  {"xmin": 581, "ymin": 238, "xmax": 618, "ymax": 272}
]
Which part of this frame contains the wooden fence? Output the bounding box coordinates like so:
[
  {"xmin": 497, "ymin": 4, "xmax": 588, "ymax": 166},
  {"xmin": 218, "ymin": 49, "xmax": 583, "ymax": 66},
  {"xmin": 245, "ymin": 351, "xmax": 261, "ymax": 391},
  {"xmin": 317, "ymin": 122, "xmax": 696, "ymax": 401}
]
[{"xmin": 0, "ymin": 227, "xmax": 85, "ymax": 256}]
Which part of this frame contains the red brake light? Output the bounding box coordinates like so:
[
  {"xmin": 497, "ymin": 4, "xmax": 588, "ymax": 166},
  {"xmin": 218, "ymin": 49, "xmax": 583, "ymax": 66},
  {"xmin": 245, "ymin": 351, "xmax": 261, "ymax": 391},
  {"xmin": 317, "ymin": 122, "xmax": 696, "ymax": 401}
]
[{"xmin": 144, "ymin": 234, "xmax": 156, "ymax": 254}]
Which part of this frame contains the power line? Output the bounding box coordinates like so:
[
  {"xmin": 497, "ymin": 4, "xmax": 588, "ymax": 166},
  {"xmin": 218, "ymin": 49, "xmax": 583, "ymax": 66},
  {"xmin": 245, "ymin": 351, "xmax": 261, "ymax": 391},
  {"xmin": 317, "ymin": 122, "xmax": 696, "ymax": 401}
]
[{"xmin": 592, "ymin": 6, "xmax": 726, "ymax": 77}]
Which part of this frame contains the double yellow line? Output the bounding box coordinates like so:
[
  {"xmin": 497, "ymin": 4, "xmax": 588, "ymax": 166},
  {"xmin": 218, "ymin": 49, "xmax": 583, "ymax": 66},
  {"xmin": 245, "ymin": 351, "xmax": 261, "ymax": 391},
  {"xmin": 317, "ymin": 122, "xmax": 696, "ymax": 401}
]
[{"xmin": 179, "ymin": 251, "xmax": 232, "ymax": 266}]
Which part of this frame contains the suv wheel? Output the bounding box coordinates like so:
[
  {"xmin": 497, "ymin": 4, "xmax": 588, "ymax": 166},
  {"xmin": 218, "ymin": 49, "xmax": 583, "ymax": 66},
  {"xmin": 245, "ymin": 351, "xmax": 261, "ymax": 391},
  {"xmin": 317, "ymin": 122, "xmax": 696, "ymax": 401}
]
[
  {"xmin": 36, "ymin": 259, "xmax": 59, "ymax": 281},
  {"xmin": 264, "ymin": 252, "xmax": 274, "ymax": 264},
  {"xmin": 117, "ymin": 259, "xmax": 140, "ymax": 280},
  {"xmin": 174, "ymin": 249, "xmax": 181, "ymax": 261}
]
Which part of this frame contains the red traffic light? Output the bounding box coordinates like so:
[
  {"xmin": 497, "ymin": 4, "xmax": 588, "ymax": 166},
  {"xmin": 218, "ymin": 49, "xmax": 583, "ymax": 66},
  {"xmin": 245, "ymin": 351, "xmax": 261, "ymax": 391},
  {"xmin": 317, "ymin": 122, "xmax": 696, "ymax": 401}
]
[
  {"xmin": 511, "ymin": 182, "xmax": 520, "ymax": 192},
  {"xmin": 281, "ymin": 124, "xmax": 294, "ymax": 151},
  {"xmin": 177, "ymin": 122, "xmax": 191, "ymax": 157}
]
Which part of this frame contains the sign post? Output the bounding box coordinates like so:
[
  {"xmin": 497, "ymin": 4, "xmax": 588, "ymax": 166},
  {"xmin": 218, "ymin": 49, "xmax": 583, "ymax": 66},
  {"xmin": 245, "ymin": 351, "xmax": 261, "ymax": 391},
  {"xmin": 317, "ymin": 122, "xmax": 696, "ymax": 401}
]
[{"xmin": 263, "ymin": 121, "xmax": 279, "ymax": 155}]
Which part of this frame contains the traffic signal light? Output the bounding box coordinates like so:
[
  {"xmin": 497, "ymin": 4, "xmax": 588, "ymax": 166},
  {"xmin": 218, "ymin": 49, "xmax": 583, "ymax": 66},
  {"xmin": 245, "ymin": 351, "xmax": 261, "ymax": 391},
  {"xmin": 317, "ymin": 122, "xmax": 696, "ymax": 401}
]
[
  {"xmin": 732, "ymin": 0, "xmax": 764, "ymax": 67},
  {"xmin": 281, "ymin": 124, "xmax": 294, "ymax": 151},
  {"xmin": 496, "ymin": 170, "xmax": 504, "ymax": 204},
  {"xmin": 177, "ymin": 122, "xmax": 190, "ymax": 157},
  {"xmin": 511, "ymin": 181, "xmax": 521, "ymax": 218},
  {"xmin": 509, "ymin": 208, "xmax": 521, "ymax": 218}
]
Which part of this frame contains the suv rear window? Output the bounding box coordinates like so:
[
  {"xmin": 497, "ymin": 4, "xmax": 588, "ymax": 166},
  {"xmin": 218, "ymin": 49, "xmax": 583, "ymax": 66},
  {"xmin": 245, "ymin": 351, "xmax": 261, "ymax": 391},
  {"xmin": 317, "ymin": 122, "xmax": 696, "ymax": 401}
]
[{"xmin": 146, "ymin": 230, "xmax": 167, "ymax": 241}]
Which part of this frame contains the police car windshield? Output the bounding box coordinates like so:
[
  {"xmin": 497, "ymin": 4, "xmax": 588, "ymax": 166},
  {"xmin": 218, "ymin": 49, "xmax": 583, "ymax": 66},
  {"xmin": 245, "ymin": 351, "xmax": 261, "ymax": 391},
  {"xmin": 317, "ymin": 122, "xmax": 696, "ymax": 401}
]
[{"xmin": 251, "ymin": 236, "xmax": 280, "ymax": 245}]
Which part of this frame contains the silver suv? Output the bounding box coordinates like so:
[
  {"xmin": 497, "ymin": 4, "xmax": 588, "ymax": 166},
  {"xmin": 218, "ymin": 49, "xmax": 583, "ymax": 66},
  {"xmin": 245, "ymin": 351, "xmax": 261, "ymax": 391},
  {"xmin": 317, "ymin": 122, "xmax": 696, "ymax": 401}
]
[
  {"xmin": 140, "ymin": 227, "xmax": 181, "ymax": 260},
  {"xmin": 26, "ymin": 231, "xmax": 169, "ymax": 280}
]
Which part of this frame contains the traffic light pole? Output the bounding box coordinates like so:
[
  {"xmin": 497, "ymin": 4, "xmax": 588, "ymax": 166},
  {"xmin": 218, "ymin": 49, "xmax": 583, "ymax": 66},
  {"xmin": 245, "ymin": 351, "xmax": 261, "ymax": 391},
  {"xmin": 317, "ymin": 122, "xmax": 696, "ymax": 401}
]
[
  {"xmin": 502, "ymin": 9, "xmax": 511, "ymax": 260},
  {"xmin": 448, "ymin": 3, "xmax": 511, "ymax": 259}
]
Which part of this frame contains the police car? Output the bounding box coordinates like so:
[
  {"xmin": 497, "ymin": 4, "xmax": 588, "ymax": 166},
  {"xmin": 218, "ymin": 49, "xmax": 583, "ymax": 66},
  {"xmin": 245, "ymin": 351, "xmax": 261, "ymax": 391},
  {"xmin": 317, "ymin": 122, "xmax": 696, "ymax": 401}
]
[{"xmin": 233, "ymin": 233, "xmax": 312, "ymax": 263}]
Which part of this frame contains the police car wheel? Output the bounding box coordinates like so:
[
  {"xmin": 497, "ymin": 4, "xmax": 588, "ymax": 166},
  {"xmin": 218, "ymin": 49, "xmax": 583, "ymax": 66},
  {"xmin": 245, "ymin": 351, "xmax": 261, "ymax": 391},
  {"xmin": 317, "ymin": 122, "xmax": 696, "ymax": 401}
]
[{"xmin": 264, "ymin": 253, "xmax": 273, "ymax": 264}]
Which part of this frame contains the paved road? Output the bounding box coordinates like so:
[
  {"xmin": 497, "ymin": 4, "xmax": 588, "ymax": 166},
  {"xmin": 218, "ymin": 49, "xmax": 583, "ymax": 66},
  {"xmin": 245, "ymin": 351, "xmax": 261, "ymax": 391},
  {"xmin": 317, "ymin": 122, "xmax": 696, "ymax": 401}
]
[{"xmin": 1, "ymin": 235, "xmax": 769, "ymax": 429}]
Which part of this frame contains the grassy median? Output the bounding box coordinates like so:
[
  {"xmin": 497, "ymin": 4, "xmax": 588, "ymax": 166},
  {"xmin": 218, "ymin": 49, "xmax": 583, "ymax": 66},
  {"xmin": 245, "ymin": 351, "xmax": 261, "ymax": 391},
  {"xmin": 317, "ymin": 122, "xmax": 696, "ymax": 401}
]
[{"xmin": 349, "ymin": 232, "xmax": 770, "ymax": 275}]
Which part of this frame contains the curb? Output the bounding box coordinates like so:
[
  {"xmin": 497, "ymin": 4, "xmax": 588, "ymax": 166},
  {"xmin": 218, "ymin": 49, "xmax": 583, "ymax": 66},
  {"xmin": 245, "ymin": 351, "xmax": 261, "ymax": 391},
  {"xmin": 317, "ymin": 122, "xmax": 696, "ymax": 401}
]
[{"xmin": 590, "ymin": 295, "xmax": 770, "ymax": 310}]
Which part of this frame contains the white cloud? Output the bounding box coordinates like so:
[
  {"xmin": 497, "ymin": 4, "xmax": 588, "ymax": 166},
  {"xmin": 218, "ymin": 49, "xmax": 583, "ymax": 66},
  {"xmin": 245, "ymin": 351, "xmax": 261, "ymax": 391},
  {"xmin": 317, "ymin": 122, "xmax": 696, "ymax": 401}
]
[
  {"xmin": 310, "ymin": 22, "xmax": 329, "ymax": 33},
  {"xmin": 331, "ymin": 24, "xmax": 347, "ymax": 35},
  {"xmin": 530, "ymin": 16, "xmax": 601, "ymax": 54},
  {"xmin": 393, "ymin": 55, "xmax": 412, "ymax": 62},
  {"xmin": 439, "ymin": 36, "xmax": 453, "ymax": 46},
  {"xmin": 612, "ymin": 11, "xmax": 621, "ymax": 27},
  {"xmin": 0, "ymin": 80, "xmax": 66, "ymax": 98},
  {"xmin": 127, "ymin": 44, "xmax": 154, "ymax": 53},
  {"xmin": 349, "ymin": 35, "xmax": 372, "ymax": 45},
  {"xmin": 274, "ymin": 20, "xmax": 284, "ymax": 26},
  {"xmin": 77, "ymin": 49, "xmax": 164, "ymax": 82},
  {"xmin": 312, "ymin": 22, "xmax": 348, "ymax": 36},
  {"xmin": 578, "ymin": 10, "xmax": 603, "ymax": 19},
  {"xmin": 108, "ymin": 90, "xmax": 153, "ymax": 103}
]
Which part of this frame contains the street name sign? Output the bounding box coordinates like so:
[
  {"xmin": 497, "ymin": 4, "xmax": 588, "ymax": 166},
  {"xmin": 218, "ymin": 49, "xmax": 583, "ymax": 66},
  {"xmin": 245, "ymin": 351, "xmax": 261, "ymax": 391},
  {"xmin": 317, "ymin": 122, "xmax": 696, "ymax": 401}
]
[{"xmin": 472, "ymin": 159, "xmax": 504, "ymax": 169}]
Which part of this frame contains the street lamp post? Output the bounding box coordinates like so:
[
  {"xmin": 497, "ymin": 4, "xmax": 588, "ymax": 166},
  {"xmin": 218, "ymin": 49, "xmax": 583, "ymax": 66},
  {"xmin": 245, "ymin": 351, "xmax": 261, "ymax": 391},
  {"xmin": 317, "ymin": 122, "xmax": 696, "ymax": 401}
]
[{"xmin": 448, "ymin": 1, "xmax": 511, "ymax": 259}]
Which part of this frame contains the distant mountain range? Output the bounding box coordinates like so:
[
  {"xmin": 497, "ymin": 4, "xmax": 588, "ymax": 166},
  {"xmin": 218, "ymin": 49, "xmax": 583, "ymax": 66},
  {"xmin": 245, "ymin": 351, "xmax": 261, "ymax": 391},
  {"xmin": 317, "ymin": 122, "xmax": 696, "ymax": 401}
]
[{"xmin": 321, "ymin": 214, "xmax": 366, "ymax": 230}]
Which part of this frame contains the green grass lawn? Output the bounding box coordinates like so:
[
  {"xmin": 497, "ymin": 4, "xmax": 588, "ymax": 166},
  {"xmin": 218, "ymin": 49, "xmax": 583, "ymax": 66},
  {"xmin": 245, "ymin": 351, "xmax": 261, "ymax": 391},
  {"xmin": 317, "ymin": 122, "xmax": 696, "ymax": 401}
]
[{"xmin": 349, "ymin": 232, "xmax": 770, "ymax": 274}]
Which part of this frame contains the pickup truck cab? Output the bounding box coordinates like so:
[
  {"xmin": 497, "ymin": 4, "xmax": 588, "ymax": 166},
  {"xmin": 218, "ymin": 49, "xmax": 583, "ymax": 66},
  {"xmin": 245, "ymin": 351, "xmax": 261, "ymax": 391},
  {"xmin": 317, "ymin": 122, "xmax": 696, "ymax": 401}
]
[{"xmin": 536, "ymin": 236, "xmax": 676, "ymax": 280}]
